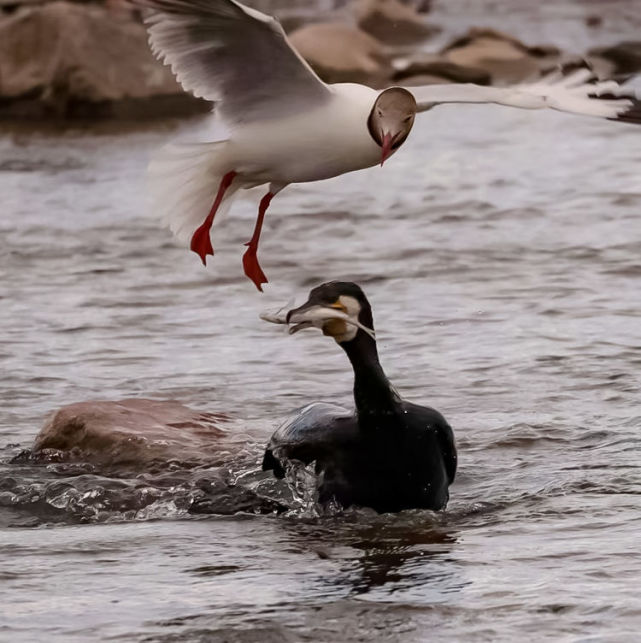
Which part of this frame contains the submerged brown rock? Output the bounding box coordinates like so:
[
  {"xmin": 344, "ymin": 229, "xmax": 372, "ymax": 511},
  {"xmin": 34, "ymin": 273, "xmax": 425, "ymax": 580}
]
[{"xmin": 34, "ymin": 398, "xmax": 232, "ymax": 467}]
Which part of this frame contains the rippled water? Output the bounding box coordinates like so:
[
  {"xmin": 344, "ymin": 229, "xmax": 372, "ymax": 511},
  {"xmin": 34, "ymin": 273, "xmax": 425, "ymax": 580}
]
[{"xmin": 2, "ymin": 3, "xmax": 641, "ymax": 641}]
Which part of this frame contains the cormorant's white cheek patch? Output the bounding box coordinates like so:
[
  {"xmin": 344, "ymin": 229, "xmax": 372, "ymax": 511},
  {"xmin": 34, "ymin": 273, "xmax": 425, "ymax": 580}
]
[
  {"xmin": 338, "ymin": 295, "xmax": 361, "ymax": 318},
  {"xmin": 330, "ymin": 295, "xmax": 362, "ymax": 342}
]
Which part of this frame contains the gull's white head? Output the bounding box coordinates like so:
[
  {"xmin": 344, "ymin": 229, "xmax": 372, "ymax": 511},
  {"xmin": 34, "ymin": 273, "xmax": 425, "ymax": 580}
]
[
  {"xmin": 368, "ymin": 87, "xmax": 417, "ymax": 166},
  {"xmin": 261, "ymin": 281, "xmax": 375, "ymax": 345}
]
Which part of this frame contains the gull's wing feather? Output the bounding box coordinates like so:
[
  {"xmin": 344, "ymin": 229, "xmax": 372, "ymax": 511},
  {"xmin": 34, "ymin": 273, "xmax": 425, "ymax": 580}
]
[
  {"xmin": 409, "ymin": 67, "xmax": 641, "ymax": 124},
  {"xmin": 138, "ymin": 0, "xmax": 331, "ymax": 125}
]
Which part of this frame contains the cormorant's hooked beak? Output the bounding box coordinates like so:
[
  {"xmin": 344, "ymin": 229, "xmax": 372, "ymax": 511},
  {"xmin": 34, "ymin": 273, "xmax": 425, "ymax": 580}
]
[{"xmin": 380, "ymin": 132, "xmax": 393, "ymax": 166}]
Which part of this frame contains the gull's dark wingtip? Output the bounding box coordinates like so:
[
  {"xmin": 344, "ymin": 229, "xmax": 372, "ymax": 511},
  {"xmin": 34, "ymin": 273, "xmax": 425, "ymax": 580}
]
[
  {"xmin": 611, "ymin": 97, "xmax": 641, "ymax": 125},
  {"xmin": 605, "ymin": 95, "xmax": 641, "ymax": 125}
]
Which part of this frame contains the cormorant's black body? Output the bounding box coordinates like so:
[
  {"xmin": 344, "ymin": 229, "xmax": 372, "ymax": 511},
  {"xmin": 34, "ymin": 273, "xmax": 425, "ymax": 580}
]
[{"xmin": 262, "ymin": 282, "xmax": 457, "ymax": 513}]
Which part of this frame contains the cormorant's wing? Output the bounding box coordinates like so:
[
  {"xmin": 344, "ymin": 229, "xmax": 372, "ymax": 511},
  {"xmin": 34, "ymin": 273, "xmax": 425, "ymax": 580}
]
[
  {"xmin": 262, "ymin": 403, "xmax": 357, "ymax": 478},
  {"xmin": 403, "ymin": 401, "xmax": 457, "ymax": 486},
  {"xmin": 138, "ymin": 0, "xmax": 331, "ymax": 126},
  {"xmin": 437, "ymin": 418, "xmax": 457, "ymax": 485},
  {"xmin": 409, "ymin": 66, "xmax": 641, "ymax": 124}
]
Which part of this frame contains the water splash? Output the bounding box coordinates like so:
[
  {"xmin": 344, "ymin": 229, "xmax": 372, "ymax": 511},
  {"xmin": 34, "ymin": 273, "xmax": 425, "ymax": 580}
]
[{"xmin": 0, "ymin": 446, "xmax": 288, "ymax": 526}]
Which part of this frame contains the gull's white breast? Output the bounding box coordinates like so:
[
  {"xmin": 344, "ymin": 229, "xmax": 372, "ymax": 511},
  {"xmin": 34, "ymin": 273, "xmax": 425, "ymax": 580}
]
[{"xmin": 227, "ymin": 83, "xmax": 382, "ymax": 185}]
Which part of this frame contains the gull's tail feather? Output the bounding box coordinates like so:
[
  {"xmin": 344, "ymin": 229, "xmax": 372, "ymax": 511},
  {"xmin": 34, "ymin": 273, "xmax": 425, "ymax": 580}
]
[{"xmin": 148, "ymin": 140, "xmax": 239, "ymax": 244}]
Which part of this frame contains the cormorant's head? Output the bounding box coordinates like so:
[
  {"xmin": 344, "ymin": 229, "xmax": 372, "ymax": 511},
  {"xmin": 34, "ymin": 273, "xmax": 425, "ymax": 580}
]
[
  {"xmin": 283, "ymin": 281, "xmax": 375, "ymax": 344},
  {"xmin": 368, "ymin": 87, "xmax": 417, "ymax": 166}
]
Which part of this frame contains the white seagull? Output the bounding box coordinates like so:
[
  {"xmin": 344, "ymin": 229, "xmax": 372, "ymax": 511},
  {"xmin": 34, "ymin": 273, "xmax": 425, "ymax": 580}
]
[{"xmin": 139, "ymin": 0, "xmax": 641, "ymax": 290}]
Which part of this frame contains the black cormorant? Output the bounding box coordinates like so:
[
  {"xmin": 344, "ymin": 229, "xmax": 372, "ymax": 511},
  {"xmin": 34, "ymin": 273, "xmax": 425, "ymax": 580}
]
[{"xmin": 261, "ymin": 281, "xmax": 456, "ymax": 513}]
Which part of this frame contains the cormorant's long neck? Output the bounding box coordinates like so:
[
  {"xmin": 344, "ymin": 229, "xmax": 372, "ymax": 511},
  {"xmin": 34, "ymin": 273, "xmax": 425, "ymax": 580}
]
[{"xmin": 340, "ymin": 331, "xmax": 400, "ymax": 423}]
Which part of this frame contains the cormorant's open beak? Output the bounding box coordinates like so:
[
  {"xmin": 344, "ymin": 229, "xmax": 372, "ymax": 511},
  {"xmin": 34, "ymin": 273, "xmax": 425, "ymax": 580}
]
[
  {"xmin": 286, "ymin": 302, "xmax": 335, "ymax": 334},
  {"xmin": 285, "ymin": 302, "xmax": 375, "ymax": 338},
  {"xmin": 260, "ymin": 300, "xmax": 375, "ymax": 339},
  {"xmin": 380, "ymin": 132, "xmax": 393, "ymax": 166}
]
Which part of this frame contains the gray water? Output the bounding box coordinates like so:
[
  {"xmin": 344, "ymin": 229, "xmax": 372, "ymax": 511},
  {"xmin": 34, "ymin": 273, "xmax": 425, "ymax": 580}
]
[{"xmin": 2, "ymin": 1, "xmax": 641, "ymax": 641}]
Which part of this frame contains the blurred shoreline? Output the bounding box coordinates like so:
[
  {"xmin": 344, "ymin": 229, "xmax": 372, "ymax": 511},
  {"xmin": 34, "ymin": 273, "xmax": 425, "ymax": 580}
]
[{"xmin": 0, "ymin": 0, "xmax": 639, "ymax": 121}]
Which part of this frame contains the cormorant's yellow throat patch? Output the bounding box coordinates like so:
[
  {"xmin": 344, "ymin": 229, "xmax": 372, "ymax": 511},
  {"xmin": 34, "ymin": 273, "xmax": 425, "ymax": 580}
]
[{"xmin": 322, "ymin": 318, "xmax": 347, "ymax": 338}]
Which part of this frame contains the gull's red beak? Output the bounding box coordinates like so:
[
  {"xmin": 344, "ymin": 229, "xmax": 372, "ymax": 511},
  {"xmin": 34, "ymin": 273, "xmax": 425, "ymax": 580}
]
[{"xmin": 380, "ymin": 132, "xmax": 393, "ymax": 166}]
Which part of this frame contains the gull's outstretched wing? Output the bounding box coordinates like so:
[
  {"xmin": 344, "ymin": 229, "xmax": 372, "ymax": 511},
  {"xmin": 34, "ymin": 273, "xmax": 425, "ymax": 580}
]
[
  {"xmin": 408, "ymin": 66, "xmax": 641, "ymax": 124},
  {"xmin": 138, "ymin": 0, "xmax": 331, "ymax": 126}
]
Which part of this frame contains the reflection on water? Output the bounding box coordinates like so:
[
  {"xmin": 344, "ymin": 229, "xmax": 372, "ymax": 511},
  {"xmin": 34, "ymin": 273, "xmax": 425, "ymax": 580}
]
[
  {"xmin": 341, "ymin": 520, "xmax": 460, "ymax": 597},
  {"xmin": 2, "ymin": 0, "xmax": 641, "ymax": 639}
]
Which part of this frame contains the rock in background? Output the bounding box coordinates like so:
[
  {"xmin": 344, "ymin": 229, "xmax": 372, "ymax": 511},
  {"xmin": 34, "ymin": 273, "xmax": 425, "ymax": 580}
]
[
  {"xmin": 0, "ymin": 1, "xmax": 209, "ymax": 118},
  {"xmin": 588, "ymin": 41, "xmax": 641, "ymax": 80},
  {"xmin": 1, "ymin": 0, "xmax": 637, "ymax": 120},
  {"xmin": 355, "ymin": 0, "xmax": 439, "ymax": 46},
  {"xmin": 439, "ymin": 28, "xmax": 559, "ymax": 84},
  {"xmin": 289, "ymin": 22, "xmax": 393, "ymax": 86},
  {"xmin": 392, "ymin": 52, "xmax": 491, "ymax": 86}
]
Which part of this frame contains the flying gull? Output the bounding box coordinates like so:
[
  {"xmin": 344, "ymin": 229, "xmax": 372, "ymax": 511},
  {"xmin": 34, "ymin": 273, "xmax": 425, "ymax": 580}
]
[{"xmin": 139, "ymin": 0, "xmax": 641, "ymax": 290}]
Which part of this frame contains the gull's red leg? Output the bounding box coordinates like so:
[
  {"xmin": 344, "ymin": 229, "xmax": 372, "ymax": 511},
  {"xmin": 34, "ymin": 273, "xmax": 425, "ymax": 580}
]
[
  {"xmin": 242, "ymin": 191, "xmax": 273, "ymax": 292},
  {"xmin": 190, "ymin": 170, "xmax": 237, "ymax": 265}
]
